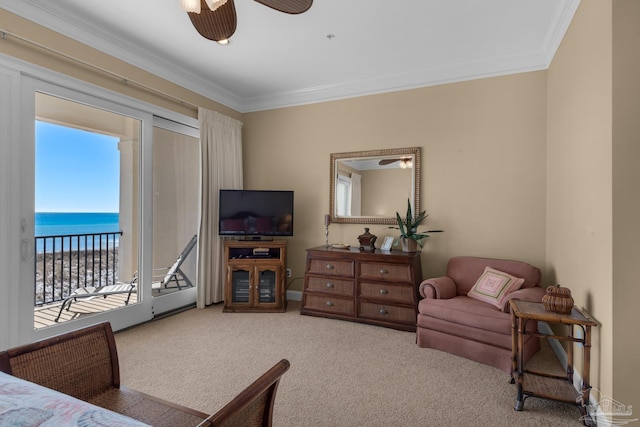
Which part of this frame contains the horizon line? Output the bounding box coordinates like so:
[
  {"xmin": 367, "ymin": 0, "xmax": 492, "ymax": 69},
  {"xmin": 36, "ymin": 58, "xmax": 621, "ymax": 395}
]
[{"xmin": 35, "ymin": 211, "xmax": 119, "ymax": 214}]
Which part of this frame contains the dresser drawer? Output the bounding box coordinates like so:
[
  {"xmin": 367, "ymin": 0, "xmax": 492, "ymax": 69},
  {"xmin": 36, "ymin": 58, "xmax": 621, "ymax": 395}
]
[
  {"xmin": 358, "ymin": 302, "xmax": 416, "ymax": 325},
  {"xmin": 306, "ymin": 275, "xmax": 353, "ymax": 295},
  {"xmin": 302, "ymin": 247, "xmax": 422, "ymax": 331},
  {"xmin": 308, "ymin": 259, "xmax": 354, "ymax": 277},
  {"xmin": 359, "ymin": 282, "xmax": 415, "ymax": 304},
  {"xmin": 303, "ymin": 294, "xmax": 354, "ymax": 316},
  {"xmin": 359, "ymin": 262, "xmax": 412, "ymax": 282}
]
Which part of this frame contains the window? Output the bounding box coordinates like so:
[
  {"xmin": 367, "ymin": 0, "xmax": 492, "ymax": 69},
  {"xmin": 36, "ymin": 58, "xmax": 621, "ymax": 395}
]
[
  {"xmin": 336, "ymin": 174, "xmax": 352, "ymax": 216},
  {"xmin": 33, "ymin": 92, "xmax": 141, "ymax": 327}
]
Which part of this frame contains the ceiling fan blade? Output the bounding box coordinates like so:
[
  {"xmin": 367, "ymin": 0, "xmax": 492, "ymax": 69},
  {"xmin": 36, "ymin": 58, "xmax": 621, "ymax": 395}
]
[
  {"xmin": 378, "ymin": 159, "xmax": 401, "ymax": 166},
  {"xmin": 188, "ymin": 0, "xmax": 237, "ymax": 41},
  {"xmin": 254, "ymin": 0, "xmax": 313, "ymax": 14}
]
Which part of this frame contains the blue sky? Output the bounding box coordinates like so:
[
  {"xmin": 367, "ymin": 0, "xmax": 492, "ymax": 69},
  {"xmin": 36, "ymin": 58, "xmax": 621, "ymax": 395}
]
[{"xmin": 35, "ymin": 121, "xmax": 120, "ymax": 213}]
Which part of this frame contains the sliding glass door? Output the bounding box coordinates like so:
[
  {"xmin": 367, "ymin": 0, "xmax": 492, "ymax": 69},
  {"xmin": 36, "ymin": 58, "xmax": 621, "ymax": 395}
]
[
  {"xmin": 16, "ymin": 77, "xmax": 154, "ymax": 342},
  {"xmin": 150, "ymin": 119, "xmax": 199, "ymax": 315}
]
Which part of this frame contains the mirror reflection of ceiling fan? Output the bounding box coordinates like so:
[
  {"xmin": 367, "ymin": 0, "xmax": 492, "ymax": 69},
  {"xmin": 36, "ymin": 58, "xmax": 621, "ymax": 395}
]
[
  {"xmin": 180, "ymin": 0, "xmax": 313, "ymax": 43},
  {"xmin": 378, "ymin": 157, "xmax": 413, "ymax": 169}
]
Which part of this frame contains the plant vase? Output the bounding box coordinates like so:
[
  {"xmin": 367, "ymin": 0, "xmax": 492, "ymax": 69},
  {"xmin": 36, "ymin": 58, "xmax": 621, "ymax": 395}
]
[
  {"xmin": 390, "ymin": 198, "xmax": 443, "ymax": 253},
  {"xmin": 400, "ymin": 237, "xmax": 418, "ymax": 253}
]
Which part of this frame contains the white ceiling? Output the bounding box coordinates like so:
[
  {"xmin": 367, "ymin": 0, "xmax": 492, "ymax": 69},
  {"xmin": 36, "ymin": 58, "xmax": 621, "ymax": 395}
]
[{"xmin": 0, "ymin": 0, "xmax": 579, "ymax": 113}]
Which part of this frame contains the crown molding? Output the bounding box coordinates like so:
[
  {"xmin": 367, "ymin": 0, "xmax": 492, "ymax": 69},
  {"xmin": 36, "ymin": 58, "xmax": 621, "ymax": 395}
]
[
  {"xmin": 0, "ymin": 1, "xmax": 244, "ymax": 111},
  {"xmin": 242, "ymin": 51, "xmax": 550, "ymax": 112},
  {"xmin": 542, "ymin": 0, "xmax": 581, "ymax": 65},
  {"xmin": 0, "ymin": 0, "xmax": 580, "ymax": 113},
  {"xmin": 241, "ymin": 0, "xmax": 580, "ymax": 112}
]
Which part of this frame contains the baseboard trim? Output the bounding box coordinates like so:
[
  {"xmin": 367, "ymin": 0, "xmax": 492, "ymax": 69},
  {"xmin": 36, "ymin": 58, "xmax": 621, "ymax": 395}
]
[
  {"xmin": 537, "ymin": 321, "xmax": 569, "ymax": 371},
  {"xmin": 537, "ymin": 321, "xmax": 604, "ymax": 424},
  {"xmin": 286, "ymin": 290, "xmax": 302, "ymax": 301}
]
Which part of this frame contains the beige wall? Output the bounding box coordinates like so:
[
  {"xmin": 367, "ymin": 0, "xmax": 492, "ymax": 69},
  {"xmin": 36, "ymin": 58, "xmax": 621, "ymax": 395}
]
[
  {"xmin": 612, "ymin": 0, "xmax": 640, "ymax": 411},
  {"xmin": 546, "ymin": 0, "xmax": 613, "ymax": 400},
  {"xmin": 244, "ymin": 72, "xmax": 548, "ymax": 289},
  {"xmin": 547, "ymin": 0, "xmax": 639, "ymax": 411}
]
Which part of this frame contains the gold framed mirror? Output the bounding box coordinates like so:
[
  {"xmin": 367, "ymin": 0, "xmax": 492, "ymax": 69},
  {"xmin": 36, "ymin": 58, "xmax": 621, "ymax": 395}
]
[{"xmin": 329, "ymin": 147, "xmax": 421, "ymax": 225}]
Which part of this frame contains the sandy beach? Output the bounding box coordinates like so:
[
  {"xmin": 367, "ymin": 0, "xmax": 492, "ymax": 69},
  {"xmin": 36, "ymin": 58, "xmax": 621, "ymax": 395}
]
[{"xmin": 35, "ymin": 249, "xmax": 120, "ymax": 305}]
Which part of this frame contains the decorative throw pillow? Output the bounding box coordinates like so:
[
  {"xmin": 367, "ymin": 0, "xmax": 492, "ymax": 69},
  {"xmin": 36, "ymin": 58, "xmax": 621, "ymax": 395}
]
[{"xmin": 467, "ymin": 266, "xmax": 525, "ymax": 310}]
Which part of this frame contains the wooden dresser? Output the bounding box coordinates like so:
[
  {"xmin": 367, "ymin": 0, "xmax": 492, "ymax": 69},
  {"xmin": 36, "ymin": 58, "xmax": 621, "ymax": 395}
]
[{"xmin": 300, "ymin": 246, "xmax": 423, "ymax": 331}]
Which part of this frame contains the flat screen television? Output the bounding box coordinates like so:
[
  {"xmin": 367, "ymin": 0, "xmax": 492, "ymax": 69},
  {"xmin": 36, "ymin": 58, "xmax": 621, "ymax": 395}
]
[{"xmin": 219, "ymin": 189, "xmax": 294, "ymax": 238}]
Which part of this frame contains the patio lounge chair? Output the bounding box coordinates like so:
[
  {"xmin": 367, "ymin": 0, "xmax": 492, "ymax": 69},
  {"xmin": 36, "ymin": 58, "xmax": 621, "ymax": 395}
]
[
  {"xmin": 55, "ymin": 234, "xmax": 197, "ymax": 322},
  {"xmin": 151, "ymin": 234, "xmax": 198, "ymax": 292}
]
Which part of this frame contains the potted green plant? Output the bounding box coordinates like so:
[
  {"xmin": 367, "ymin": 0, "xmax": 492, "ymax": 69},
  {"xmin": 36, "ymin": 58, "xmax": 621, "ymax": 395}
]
[{"xmin": 389, "ymin": 198, "xmax": 443, "ymax": 252}]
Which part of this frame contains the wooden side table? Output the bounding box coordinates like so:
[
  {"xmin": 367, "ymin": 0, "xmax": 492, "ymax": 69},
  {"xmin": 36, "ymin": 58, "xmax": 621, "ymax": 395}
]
[{"xmin": 509, "ymin": 300, "xmax": 597, "ymax": 426}]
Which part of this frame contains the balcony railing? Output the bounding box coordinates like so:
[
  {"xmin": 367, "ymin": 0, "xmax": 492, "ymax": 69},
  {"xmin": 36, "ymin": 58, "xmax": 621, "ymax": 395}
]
[{"xmin": 34, "ymin": 231, "xmax": 123, "ymax": 306}]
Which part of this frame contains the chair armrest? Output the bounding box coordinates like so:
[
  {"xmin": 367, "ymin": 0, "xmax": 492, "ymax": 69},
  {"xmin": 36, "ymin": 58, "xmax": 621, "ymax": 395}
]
[
  {"xmin": 196, "ymin": 359, "xmax": 290, "ymax": 427},
  {"xmin": 502, "ymin": 286, "xmax": 547, "ymax": 312},
  {"xmin": 419, "ymin": 277, "xmax": 457, "ymax": 299}
]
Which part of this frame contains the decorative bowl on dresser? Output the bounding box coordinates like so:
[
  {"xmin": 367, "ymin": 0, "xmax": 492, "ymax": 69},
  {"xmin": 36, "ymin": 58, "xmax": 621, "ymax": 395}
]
[{"xmin": 300, "ymin": 246, "xmax": 423, "ymax": 331}]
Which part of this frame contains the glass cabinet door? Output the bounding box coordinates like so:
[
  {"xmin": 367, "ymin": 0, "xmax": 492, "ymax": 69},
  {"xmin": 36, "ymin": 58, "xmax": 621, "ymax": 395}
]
[
  {"xmin": 257, "ymin": 268, "xmax": 277, "ymax": 304},
  {"xmin": 231, "ymin": 269, "xmax": 251, "ymax": 304}
]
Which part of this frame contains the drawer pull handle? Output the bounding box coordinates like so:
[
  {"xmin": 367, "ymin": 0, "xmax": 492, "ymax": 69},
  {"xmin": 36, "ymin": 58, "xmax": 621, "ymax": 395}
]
[
  {"xmin": 379, "ymin": 289, "xmax": 388, "ymax": 295},
  {"xmin": 379, "ymin": 308, "xmax": 388, "ymax": 315},
  {"xmin": 325, "ymin": 282, "xmax": 334, "ymax": 288},
  {"xmin": 326, "ymin": 301, "xmax": 334, "ymax": 307},
  {"xmin": 326, "ymin": 264, "xmax": 335, "ymax": 270},
  {"xmin": 379, "ymin": 269, "xmax": 388, "ymax": 275}
]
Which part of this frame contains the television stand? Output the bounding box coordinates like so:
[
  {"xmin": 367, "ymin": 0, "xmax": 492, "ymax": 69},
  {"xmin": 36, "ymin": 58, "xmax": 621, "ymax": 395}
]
[{"xmin": 223, "ymin": 240, "xmax": 287, "ymax": 313}]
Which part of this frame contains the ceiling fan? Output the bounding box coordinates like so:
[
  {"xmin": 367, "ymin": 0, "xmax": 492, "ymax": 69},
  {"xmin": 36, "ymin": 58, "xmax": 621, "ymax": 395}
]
[
  {"xmin": 180, "ymin": 0, "xmax": 313, "ymax": 43},
  {"xmin": 379, "ymin": 157, "xmax": 414, "ymax": 168}
]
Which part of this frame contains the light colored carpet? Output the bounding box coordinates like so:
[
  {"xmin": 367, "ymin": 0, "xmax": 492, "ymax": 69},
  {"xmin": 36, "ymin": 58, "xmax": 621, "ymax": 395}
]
[{"xmin": 114, "ymin": 301, "xmax": 585, "ymax": 426}]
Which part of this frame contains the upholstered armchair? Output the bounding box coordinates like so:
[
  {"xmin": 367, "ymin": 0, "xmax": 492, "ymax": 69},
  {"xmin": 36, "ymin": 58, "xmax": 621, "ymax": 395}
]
[{"xmin": 416, "ymin": 256, "xmax": 546, "ymax": 373}]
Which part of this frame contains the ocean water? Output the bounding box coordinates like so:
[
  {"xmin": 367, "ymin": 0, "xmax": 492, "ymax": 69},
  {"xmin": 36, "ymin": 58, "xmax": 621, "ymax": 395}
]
[{"xmin": 35, "ymin": 212, "xmax": 120, "ymax": 253}]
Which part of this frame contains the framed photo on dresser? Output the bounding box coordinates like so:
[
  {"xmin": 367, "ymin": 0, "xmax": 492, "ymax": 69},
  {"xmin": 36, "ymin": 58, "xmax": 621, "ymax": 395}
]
[{"xmin": 380, "ymin": 236, "xmax": 394, "ymax": 251}]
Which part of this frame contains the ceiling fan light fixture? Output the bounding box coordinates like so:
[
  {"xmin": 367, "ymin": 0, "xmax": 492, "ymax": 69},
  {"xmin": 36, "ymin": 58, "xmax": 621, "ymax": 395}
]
[
  {"xmin": 185, "ymin": 0, "xmax": 312, "ymax": 42},
  {"xmin": 400, "ymin": 159, "xmax": 413, "ymax": 169},
  {"xmin": 217, "ymin": 38, "xmax": 230, "ymax": 45},
  {"xmin": 205, "ymin": 0, "xmax": 228, "ymax": 12},
  {"xmin": 179, "ymin": 0, "xmax": 201, "ymax": 14}
]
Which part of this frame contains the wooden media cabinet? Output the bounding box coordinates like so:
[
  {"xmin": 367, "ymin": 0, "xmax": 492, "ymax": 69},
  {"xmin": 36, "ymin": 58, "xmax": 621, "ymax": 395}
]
[{"xmin": 223, "ymin": 239, "xmax": 287, "ymax": 313}]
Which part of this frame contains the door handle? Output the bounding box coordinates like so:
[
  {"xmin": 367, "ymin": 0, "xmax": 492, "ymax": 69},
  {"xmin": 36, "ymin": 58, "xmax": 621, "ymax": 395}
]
[{"xmin": 21, "ymin": 238, "xmax": 29, "ymax": 260}]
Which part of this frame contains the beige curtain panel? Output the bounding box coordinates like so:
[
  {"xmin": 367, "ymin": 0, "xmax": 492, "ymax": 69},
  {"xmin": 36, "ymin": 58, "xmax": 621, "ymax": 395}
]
[{"xmin": 196, "ymin": 107, "xmax": 243, "ymax": 308}]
